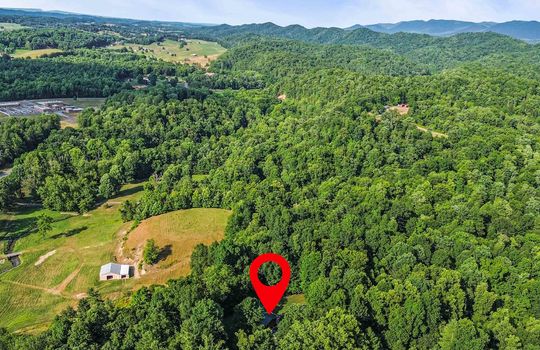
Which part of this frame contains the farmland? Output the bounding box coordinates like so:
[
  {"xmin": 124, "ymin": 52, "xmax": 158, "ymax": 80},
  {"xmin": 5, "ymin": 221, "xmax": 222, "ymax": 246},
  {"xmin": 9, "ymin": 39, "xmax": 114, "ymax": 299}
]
[
  {"xmin": 111, "ymin": 39, "xmax": 226, "ymax": 66},
  {"xmin": 0, "ymin": 184, "xmax": 230, "ymax": 332},
  {"xmin": 11, "ymin": 48, "xmax": 63, "ymax": 59}
]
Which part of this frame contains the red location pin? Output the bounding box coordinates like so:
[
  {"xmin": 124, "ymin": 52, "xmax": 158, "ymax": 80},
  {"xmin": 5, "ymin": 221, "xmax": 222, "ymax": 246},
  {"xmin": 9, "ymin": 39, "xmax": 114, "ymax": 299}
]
[{"xmin": 250, "ymin": 253, "xmax": 291, "ymax": 314}]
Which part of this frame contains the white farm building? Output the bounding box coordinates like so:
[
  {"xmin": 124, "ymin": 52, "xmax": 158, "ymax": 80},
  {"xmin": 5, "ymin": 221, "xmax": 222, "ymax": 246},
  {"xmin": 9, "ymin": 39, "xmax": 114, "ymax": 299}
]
[{"xmin": 99, "ymin": 263, "xmax": 132, "ymax": 281}]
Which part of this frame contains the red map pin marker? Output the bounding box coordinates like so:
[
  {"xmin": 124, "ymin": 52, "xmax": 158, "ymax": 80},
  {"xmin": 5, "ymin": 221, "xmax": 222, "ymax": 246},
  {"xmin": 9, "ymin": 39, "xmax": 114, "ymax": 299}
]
[{"xmin": 250, "ymin": 253, "xmax": 291, "ymax": 314}]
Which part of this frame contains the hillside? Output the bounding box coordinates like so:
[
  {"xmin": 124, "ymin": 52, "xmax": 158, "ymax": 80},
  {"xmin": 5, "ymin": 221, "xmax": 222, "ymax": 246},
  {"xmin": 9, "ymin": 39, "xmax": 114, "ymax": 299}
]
[{"xmin": 196, "ymin": 24, "xmax": 530, "ymax": 70}]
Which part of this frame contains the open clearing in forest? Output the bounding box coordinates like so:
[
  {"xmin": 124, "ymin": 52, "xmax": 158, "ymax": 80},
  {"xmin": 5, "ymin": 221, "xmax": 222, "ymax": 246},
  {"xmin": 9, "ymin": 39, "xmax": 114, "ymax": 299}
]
[
  {"xmin": 381, "ymin": 105, "xmax": 448, "ymax": 138},
  {"xmin": 0, "ymin": 183, "xmax": 230, "ymax": 333},
  {"xmin": 41, "ymin": 97, "xmax": 106, "ymax": 110},
  {"xmin": 0, "ymin": 23, "xmax": 25, "ymax": 31},
  {"xmin": 111, "ymin": 39, "xmax": 226, "ymax": 66},
  {"xmin": 11, "ymin": 48, "xmax": 63, "ymax": 59},
  {"xmin": 285, "ymin": 294, "xmax": 306, "ymax": 306},
  {"xmin": 389, "ymin": 105, "xmax": 410, "ymax": 115},
  {"xmin": 415, "ymin": 125, "xmax": 448, "ymax": 138},
  {"xmin": 122, "ymin": 208, "xmax": 231, "ymax": 285}
]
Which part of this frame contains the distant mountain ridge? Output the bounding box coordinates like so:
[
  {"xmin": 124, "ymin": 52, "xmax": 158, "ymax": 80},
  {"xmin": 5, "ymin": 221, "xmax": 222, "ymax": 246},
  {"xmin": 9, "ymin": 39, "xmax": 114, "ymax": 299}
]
[
  {"xmin": 1, "ymin": 8, "xmax": 539, "ymax": 43},
  {"xmin": 0, "ymin": 8, "xmax": 213, "ymax": 28},
  {"xmin": 347, "ymin": 20, "xmax": 540, "ymax": 42}
]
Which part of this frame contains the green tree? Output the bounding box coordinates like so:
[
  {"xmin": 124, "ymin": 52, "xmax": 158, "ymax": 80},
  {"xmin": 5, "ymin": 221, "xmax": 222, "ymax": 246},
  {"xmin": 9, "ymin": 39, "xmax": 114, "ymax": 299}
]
[
  {"xmin": 438, "ymin": 319, "xmax": 489, "ymax": 350},
  {"xmin": 143, "ymin": 239, "xmax": 160, "ymax": 265},
  {"xmin": 279, "ymin": 308, "xmax": 374, "ymax": 350},
  {"xmin": 236, "ymin": 328, "xmax": 276, "ymax": 350},
  {"xmin": 177, "ymin": 299, "xmax": 227, "ymax": 350},
  {"xmin": 36, "ymin": 213, "xmax": 53, "ymax": 238},
  {"xmin": 98, "ymin": 173, "xmax": 119, "ymax": 199}
]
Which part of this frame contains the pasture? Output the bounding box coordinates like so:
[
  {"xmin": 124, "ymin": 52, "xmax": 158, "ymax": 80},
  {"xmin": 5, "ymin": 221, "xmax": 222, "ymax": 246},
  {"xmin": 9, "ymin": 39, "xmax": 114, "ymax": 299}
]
[
  {"xmin": 11, "ymin": 48, "xmax": 63, "ymax": 59},
  {"xmin": 123, "ymin": 208, "xmax": 231, "ymax": 285},
  {"xmin": 111, "ymin": 39, "xmax": 226, "ymax": 66},
  {"xmin": 0, "ymin": 183, "xmax": 230, "ymax": 332}
]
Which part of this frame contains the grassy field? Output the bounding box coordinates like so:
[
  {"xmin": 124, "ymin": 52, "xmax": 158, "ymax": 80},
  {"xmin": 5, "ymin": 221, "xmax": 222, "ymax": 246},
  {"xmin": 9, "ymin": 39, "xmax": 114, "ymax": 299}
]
[
  {"xmin": 11, "ymin": 48, "xmax": 63, "ymax": 59},
  {"xmin": 111, "ymin": 39, "xmax": 226, "ymax": 66},
  {"xmin": 0, "ymin": 23, "xmax": 25, "ymax": 31},
  {"xmin": 124, "ymin": 208, "xmax": 231, "ymax": 285},
  {"xmin": 0, "ymin": 183, "xmax": 230, "ymax": 332}
]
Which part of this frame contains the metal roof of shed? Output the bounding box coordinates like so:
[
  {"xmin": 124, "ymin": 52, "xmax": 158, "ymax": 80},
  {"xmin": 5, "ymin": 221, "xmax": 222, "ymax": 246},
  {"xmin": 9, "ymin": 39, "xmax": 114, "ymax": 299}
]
[{"xmin": 100, "ymin": 263, "xmax": 130, "ymax": 276}]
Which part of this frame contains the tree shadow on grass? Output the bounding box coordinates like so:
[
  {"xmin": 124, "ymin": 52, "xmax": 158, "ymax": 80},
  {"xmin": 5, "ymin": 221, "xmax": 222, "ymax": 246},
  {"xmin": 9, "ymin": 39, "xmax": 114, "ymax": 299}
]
[
  {"xmin": 51, "ymin": 226, "xmax": 88, "ymax": 239},
  {"xmin": 157, "ymin": 244, "xmax": 173, "ymax": 263},
  {"xmin": 113, "ymin": 184, "xmax": 144, "ymax": 200},
  {"xmin": 0, "ymin": 216, "xmax": 38, "ymax": 242}
]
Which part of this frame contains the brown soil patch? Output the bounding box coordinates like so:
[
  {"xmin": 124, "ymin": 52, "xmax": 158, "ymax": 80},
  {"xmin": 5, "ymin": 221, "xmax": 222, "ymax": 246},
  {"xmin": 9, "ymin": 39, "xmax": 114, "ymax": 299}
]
[
  {"xmin": 185, "ymin": 54, "xmax": 220, "ymax": 67},
  {"xmin": 390, "ymin": 105, "xmax": 410, "ymax": 115},
  {"xmin": 35, "ymin": 250, "xmax": 56, "ymax": 266}
]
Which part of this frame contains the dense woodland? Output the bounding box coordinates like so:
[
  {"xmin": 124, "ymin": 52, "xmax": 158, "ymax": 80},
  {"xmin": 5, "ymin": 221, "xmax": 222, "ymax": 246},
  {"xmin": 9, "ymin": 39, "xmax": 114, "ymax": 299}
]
[
  {"xmin": 0, "ymin": 48, "xmax": 263, "ymax": 101},
  {"xmin": 0, "ymin": 49, "xmax": 191, "ymax": 101},
  {"xmin": 0, "ymin": 16, "xmax": 540, "ymax": 350},
  {"xmin": 0, "ymin": 114, "xmax": 59, "ymax": 167},
  {"xmin": 0, "ymin": 28, "xmax": 115, "ymax": 52}
]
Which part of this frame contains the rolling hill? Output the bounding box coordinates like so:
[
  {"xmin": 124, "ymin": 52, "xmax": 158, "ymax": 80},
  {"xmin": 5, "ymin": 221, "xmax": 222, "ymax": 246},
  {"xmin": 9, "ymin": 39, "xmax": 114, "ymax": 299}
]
[{"xmin": 347, "ymin": 19, "xmax": 540, "ymax": 42}]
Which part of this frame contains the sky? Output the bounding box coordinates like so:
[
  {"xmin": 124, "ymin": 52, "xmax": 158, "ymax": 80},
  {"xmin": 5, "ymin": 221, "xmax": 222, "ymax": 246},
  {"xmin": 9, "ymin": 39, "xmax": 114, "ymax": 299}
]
[{"xmin": 1, "ymin": 0, "xmax": 540, "ymax": 28}]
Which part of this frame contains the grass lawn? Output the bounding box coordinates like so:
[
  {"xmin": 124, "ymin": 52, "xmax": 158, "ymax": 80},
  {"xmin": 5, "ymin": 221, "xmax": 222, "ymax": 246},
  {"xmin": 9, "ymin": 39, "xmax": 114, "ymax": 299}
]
[
  {"xmin": 11, "ymin": 48, "xmax": 63, "ymax": 59},
  {"xmin": 56, "ymin": 97, "xmax": 106, "ymax": 109},
  {"xmin": 111, "ymin": 39, "xmax": 226, "ymax": 66},
  {"xmin": 0, "ymin": 23, "xmax": 25, "ymax": 31},
  {"xmin": 0, "ymin": 182, "xmax": 230, "ymax": 332},
  {"xmin": 0, "ymin": 282, "xmax": 69, "ymax": 333}
]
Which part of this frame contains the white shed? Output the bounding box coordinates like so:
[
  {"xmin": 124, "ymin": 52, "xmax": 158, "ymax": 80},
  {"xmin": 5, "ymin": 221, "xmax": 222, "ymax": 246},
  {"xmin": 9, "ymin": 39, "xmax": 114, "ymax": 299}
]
[{"xmin": 99, "ymin": 263, "xmax": 132, "ymax": 281}]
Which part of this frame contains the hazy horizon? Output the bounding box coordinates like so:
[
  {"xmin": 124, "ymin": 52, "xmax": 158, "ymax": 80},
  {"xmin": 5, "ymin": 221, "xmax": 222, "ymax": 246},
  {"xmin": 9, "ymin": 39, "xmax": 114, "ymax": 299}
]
[{"xmin": 1, "ymin": 0, "xmax": 540, "ymax": 28}]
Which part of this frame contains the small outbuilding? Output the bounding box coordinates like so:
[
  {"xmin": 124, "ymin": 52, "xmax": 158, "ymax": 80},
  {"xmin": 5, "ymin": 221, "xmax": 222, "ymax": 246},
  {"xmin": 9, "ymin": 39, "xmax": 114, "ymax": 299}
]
[{"xmin": 99, "ymin": 263, "xmax": 132, "ymax": 281}]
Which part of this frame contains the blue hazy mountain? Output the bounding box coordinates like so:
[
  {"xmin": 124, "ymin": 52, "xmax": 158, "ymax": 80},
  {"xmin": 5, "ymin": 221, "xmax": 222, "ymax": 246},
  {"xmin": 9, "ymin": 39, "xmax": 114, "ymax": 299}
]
[{"xmin": 347, "ymin": 19, "xmax": 540, "ymax": 42}]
